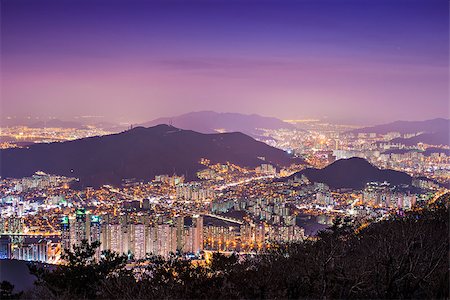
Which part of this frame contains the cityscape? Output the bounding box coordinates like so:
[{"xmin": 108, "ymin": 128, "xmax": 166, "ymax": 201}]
[{"xmin": 1, "ymin": 0, "xmax": 448, "ymax": 299}]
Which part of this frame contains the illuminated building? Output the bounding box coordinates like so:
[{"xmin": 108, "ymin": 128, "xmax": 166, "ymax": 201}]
[
  {"xmin": 12, "ymin": 238, "xmax": 49, "ymax": 262},
  {"xmin": 255, "ymin": 164, "xmax": 277, "ymax": 175},
  {"xmin": 176, "ymin": 184, "xmax": 215, "ymax": 202},
  {"xmin": 130, "ymin": 223, "xmax": 146, "ymax": 260},
  {"xmin": 61, "ymin": 209, "xmax": 101, "ymax": 256},
  {"xmin": 61, "ymin": 216, "xmax": 70, "ymax": 252}
]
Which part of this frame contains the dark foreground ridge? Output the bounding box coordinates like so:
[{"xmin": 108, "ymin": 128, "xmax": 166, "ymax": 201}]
[
  {"xmin": 0, "ymin": 124, "xmax": 301, "ymax": 187},
  {"xmin": 12, "ymin": 195, "xmax": 448, "ymax": 299},
  {"xmin": 288, "ymin": 157, "xmax": 412, "ymax": 189}
]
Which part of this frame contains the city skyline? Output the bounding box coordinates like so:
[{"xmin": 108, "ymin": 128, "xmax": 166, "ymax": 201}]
[
  {"xmin": 2, "ymin": 0, "xmax": 448, "ymax": 125},
  {"xmin": 0, "ymin": 1, "xmax": 448, "ymax": 297}
]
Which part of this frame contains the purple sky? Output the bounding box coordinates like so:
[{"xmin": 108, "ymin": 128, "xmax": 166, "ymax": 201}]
[{"xmin": 1, "ymin": 0, "xmax": 448, "ymax": 125}]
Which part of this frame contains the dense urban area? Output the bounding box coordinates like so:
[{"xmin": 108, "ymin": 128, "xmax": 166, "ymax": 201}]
[{"xmin": 1, "ymin": 120, "xmax": 448, "ymax": 267}]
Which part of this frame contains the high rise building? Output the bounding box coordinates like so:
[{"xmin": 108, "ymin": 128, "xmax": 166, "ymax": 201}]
[
  {"xmin": 61, "ymin": 216, "xmax": 71, "ymax": 252},
  {"xmin": 13, "ymin": 237, "xmax": 49, "ymax": 262},
  {"xmin": 61, "ymin": 209, "xmax": 101, "ymax": 257},
  {"xmin": 97, "ymin": 213, "xmax": 203, "ymax": 259},
  {"xmin": 73, "ymin": 208, "xmax": 89, "ymax": 247},
  {"xmin": 0, "ymin": 218, "xmax": 6, "ymax": 234},
  {"xmin": 191, "ymin": 215, "xmax": 203, "ymax": 254},
  {"xmin": 108, "ymin": 224, "xmax": 124, "ymax": 254},
  {"xmin": 130, "ymin": 224, "xmax": 146, "ymax": 260},
  {"xmin": 90, "ymin": 215, "xmax": 101, "ymax": 244},
  {"xmin": 7, "ymin": 216, "xmax": 23, "ymax": 234}
]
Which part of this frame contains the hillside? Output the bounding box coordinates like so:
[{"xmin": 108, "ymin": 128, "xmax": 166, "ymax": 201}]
[
  {"xmin": 390, "ymin": 131, "xmax": 449, "ymax": 146},
  {"xmin": 0, "ymin": 125, "xmax": 301, "ymax": 187},
  {"xmin": 289, "ymin": 157, "xmax": 412, "ymax": 189}
]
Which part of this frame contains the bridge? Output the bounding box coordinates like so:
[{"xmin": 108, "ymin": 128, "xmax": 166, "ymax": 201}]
[
  {"xmin": 428, "ymin": 189, "xmax": 449, "ymax": 205},
  {"xmin": 105, "ymin": 186, "xmax": 142, "ymax": 201},
  {"xmin": 203, "ymin": 214, "xmax": 243, "ymax": 225},
  {"xmin": 215, "ymin": 175, "xmax": 275, "ymax": 191},
  {"xmin": 0, "ymin": 233, "xmax": 60, "ymax": 237}
]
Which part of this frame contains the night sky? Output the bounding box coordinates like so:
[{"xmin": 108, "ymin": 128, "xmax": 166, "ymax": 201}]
[{"xmin": 1, "ymin": 0, "xmax": 448, "ymax": 124}]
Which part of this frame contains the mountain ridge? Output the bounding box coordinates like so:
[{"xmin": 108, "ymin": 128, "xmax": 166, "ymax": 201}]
[
  {"xmin": 0, "ymin": 124, "xmax": 302, "ymax": 187},
  {"xmin": 141, "ymin": 111, "xmax": 294, "ymax": 136},
  {"xmin": 350, "ymin": 118, "xmax": 449, "ymax": 135},
  {"xmin": 390, "ymin": 131, "xmax": 449, "ymax": 146},
  {"xmin": 288, "ymin": 157, "xmax": 412, "ymax": 190}
]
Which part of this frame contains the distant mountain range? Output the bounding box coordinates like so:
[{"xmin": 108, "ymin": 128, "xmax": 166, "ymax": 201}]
[
  {"xmin": 140, "ymin": 111, "xmax": 294, "ymax": 136},
  {"xmin": 288, "ymin": 157, "xmax": 412, "ymax": 190},
  {"xmin": 390, "ymin": 132, "xmax": 449, "ymax": 146},
  {"xmin": 350, "ymin": 118, "xmax": 449, "ymax": 135},
  {"xmin": 0, "ymin": 125, "xmax": 302, "ymax": 187}
]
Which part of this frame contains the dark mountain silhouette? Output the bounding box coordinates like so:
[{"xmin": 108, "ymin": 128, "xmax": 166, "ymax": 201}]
[
  {"xmin": 350, "ymin": 118, "xmax": 449, "ymax": 135},
  {"xmin": 0, "ymin": 125, "xmax": 302, "ymax": 187},
  {"xmin": 288, "ymin": 157, "xmax": 412, "ymax": 189},
  {"xmin": 390, "ymin": 131, "xmax": 449, "ymax": 146},
  {"xmin": 141, "ymin": 111, "xmax": 294, "ymax": 136}
]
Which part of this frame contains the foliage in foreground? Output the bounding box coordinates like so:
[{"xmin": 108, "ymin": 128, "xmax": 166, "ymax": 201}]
[
  {"xmin": 26, "ymin": 199, "xmax": 449, "ymax": 299},
  {"xmin": 1, "ymin": 280, "xmax": 22, "ymax": 299}
]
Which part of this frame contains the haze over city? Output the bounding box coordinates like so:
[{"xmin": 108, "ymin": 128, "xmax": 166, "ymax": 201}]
[
  {"xmin": 2, "ymin": 0, "xmax": 448, "ymax": 125},
  {"xmin": 0, "ymin": 1, "xmax": 449, "ymax": 299}
]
